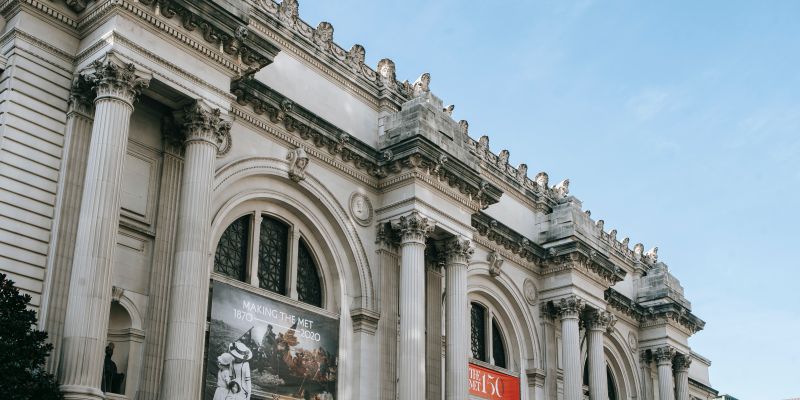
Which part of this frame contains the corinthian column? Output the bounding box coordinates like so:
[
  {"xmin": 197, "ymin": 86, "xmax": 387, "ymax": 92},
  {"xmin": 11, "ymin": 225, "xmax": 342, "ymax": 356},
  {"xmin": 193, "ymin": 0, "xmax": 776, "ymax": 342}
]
[
  {"xmin": 586, "ymin": 310, "xmax": 616, "ymax": 400},
  {"xmin": 59, "ymin": 56, "xmax": 150, "ymax": 400},
  {"xmin": 444, "ymin": 236, "xmax": 473, "ymax": 400},
  {"xmin": 391, "ymin": 211, "xmax": 435, "ymax": 400},
  {"xmin": 654, "ymin": 346, "xmax": 676, "ymax": 400},
  {"xmin": 160, "ymin": 101, "xmax": 230, "ymax": 400},
  {"xmin": 556, "ymin": 296, "xmax": 585, "ymax": 400},
  {"xmin": 673, "ymin": 353, "xmax": 692, "ymax": 400}
]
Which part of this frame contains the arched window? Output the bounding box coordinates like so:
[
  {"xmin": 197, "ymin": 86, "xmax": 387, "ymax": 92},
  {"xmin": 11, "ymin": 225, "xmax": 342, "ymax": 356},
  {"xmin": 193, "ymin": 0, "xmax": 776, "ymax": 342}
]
[
  {"xmin": 213, "ymin": 213, "xmax": 325, "ymax": 308},
  {"xmin": 470, "ymin": 301, "xmax": 509, "ymax": 368},
  {"xmin": 213, "ymin": 215, "xmax": 250, "ymax": 281}
]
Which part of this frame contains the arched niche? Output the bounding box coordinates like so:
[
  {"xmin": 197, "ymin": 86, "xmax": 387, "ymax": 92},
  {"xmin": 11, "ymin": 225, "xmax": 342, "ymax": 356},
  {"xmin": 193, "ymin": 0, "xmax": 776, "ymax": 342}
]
[{"xmin": 105, "ymin": 289, "xmax": 145, "ymax": 398}]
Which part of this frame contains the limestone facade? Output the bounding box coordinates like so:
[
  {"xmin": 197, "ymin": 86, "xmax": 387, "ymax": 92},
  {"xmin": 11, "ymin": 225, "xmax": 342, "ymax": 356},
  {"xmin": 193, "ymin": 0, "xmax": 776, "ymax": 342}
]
[{"xmin": 0, "ymin": 1, "xmax": 718, "ymax": 399}]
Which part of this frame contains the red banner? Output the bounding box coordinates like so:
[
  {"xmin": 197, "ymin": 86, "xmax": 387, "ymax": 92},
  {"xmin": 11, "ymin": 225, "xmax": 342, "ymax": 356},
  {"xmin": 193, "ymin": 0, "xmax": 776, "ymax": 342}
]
[{"xmin": 468, "ymin": 363, "xmax": 521, "ymax": 400}]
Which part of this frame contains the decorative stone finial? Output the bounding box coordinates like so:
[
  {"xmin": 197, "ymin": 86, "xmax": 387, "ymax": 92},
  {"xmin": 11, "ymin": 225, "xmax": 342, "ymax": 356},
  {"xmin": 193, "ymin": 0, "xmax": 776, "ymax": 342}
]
[
  {"xmin": 633, "ymin": 243, "xmax": 644, "ymax": 261},
  {"xmin": 286, "ymin": 147, "xmax": 309, "ymax": 182},
  {"xmin": 377, "ymin": 58, "xmax": 397, "ymax": 89},
  {"xmin": 622, "ymin": 237, "xmax": 630, "ymax": 247},
  {"xmin": 517, "ymin": 164, "xmax": 528, "ymax": 182},
  {"xmin": 498, "ymin": 150, "xmax": 510, "ymax": 166},
  {"xmin": 459, "ymin": 120, "xmax": 469, "ymax": 134},
  {"xmin": 553, "ymin": 179, "xmax": 570, "ymax": 199},
  {"xmin": 487, "ymin": 250, "xmax": 504, "ymax": 277},
  {"xmin": 412, "ymin": 72, "xmax": 431, "ymax": 97},
  {"xmin": 644, "ymin": 247, "xmax": 658, "ymax": 264},
  {"xmin": 345, "ymin": 44, "xmax": 365, "ymax": 71},
  {"xmin": 313, "ymin": 21, "xmax": 334, "ymax": 50},
  {"xmin": 535, "ymin": 172, "xmax": 549, "ymax": 190},
  {"xmin": 596, "ymin": 219, "xmax": 604, "ymax": 230},
  {"xmin": 390, "ymin": 210, "xmax": 435, "ymax": 243},
  {"xmin": 443, "ymin": 104, "xmax": 454, "ymax": 116},
  {"xmin": 278, "ymin": 0, "xmax": 300, "ymax": 27}
]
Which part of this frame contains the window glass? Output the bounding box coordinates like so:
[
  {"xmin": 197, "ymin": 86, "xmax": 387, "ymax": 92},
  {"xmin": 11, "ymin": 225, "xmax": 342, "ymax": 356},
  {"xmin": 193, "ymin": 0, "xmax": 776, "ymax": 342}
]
[
  {"xmin": 297, "ymin": 239, "xmax": 323, "ymax": 307},
  {"xmin": 258, "ymin": 216, "xmax": 289, "ymax": 295},
  {"xmin": 471, "ymin": 302, "xmax": 487, "ymax": 361},
  {"xmin": 213, "ymin": 215, "xmax": 250, "ymax": 281}
]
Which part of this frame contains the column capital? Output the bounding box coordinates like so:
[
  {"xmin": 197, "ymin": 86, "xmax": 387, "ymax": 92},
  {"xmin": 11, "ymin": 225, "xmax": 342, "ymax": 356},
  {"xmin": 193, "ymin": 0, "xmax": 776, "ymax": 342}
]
[
  {"xmin": 653, "ymin": 346, "xmax": 675, "ymax": 366},
  {"xmin": 391, "ymin": 210, "xmax": 435, "ymax": 244},
  {"xmin": 68, "ymin": 75, "xmax": 95, "ymax": 117},
  {"xmin": 444, "ymin": 236, "xmax": 473, "ymax": 265},
  {"xmin": 672, "ymin": 353, "xmax": 692, "ymax": 372},
  {"xmin": 585, "ymin": 309, "xmax": 617, "ymax": 332},
  {"xmin": 555, "ymin": 295, "xmax": 585, "ymax": 319},
  {"xmin": 85, "ymin": 53, "xmax": 150, "ymax": 106},
  {"xmin": 167, "ymin": 100, "xmax": 233, "ymax": 154}
]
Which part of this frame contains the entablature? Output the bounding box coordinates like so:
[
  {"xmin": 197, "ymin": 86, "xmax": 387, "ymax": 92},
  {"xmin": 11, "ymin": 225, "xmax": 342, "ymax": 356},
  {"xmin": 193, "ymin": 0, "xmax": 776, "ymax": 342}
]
[{"xmin": 605, "ymin": 288, "xmax": 705, "ymax": 335}]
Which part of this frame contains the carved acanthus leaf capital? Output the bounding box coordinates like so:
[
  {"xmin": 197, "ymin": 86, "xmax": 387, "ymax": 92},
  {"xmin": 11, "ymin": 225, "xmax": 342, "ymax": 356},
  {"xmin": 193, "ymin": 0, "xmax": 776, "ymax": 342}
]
[
  {"xmin": 673, "ymin": 353, "xmax": 692, "ymax": 372},
  {"xmin": 444, "ymin": 237, "xmax": 473, "ymax": 265},
  {"xmin": 585, "ymin": 310, "xmax": 617, "ymax": 332},
  {"xmin": 556, "ymin": 295, "xmax": 584, "ymax": 319},
  {"xmin": 87, "ymin": 55, "xmax": 150, "ymax": 105},
  {"xmin": 68, "ymin": 75, "xmax": 95, "ymax": 116},
  {"xmin": 653, "ymin": 346, "xmax": 675, "ymax": 365},
  {"xmin": 390, "ymin": 211, "xmax": 434, "ymax": 244}
]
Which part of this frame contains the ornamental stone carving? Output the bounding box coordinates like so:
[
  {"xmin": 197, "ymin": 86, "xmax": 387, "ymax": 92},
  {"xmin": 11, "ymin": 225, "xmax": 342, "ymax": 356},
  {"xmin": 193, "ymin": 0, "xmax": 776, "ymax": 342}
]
[
  {"xmin": 286, "ymin": 147, "xmax": 309, "ymax": 182},
  {"xmin": 178, "ymin": 101, "xmax": 230, "ymax": 149},
  {"xmin": 459, "ymin": 120, "xmax": 469, "ymax": 134},
  {"xmin": 517, "ymin": 164, "xmax": 527, "ymax": 182},
  {"xmin": 653, "ymin": 346, "xmax": 675, "ymax": 365},
  {"xmin": 443, "ymin": 104, "xmax": 454, "ymax": 116},
  {"xmin": 88, "ymin": 58, "xmax": 149, "ymax": 106},
  {"xmin": 65, "ymin": 0, "xmax": 88, "ymax": 12},
  {"xmin": 628, "ymin": 332, "xmax": 638, "ymax": 350},
  {"xmin": 633, "ymin": 243, "xmax": 644, "ymax": 261},
  {"xmin": 349, "ymin": 192, "xmax": 373, "ymax": 226},
  {"xmin": 313, "ymin": 21, "xmax": 334, "ymax": 50},
  {"xmin": 278, "ymin": 0, "xmax": 300, "ymax": 27},
  {"xmin": 411, "ymin": 72, "xmax": 430, "ymax": 97},
  {"xmin": 554, "ymin": 178, "xmax": 570, "ymax": 200},
  {"xmin": 377, "ymin": 58, "xmax": 397, "ymax": 89},
  {"xmin": 345, "ymin": 44, "xmax": 366, "ymax": 71},
  {"xmin": 535, "ymin": 172, "xmax": 549, "ymax": 190},
  {"xmin": 68, "ymin": 75, "xmax": 95, "ymax": 115},
  {"xmin": 445, "ymin": 237, "xmax": 474, "ymax": 265},
  {"xmin": 645, "ymin": 247, "xmax": 659, "ymax": 265},
  {"xmin": 498, "ymin": 149, "xmax": 510, "ymax": 166},
  {"xmin": 585, "ymin": 310, "xmax": 616, "ymax": 332},
  {"xmin": 390, "ymin": 210, "xmax": 435, "ymax": 243},
  {"xmin": 673, "ymin": 353, "xmax": 692, "ymax": 371},
  {"xmin": 556, "ymin": 295, "xmax": 584, "ymax": 319},
  {"xmin": 487, "ymin": 250, "xmax": 504, "ymax": 277},
  {"xmin": 523, "ymin": 279, "xmax": 537, "ymax": 305}
]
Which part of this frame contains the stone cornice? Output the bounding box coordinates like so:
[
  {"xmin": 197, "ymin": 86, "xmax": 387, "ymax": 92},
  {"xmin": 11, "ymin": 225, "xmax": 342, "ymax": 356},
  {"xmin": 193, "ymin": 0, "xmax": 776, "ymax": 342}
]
[
  {"xmin": 688, "ymin": 378, "xmax": 719, "ymax": 397},
  {"xmin": 542, "ymin": 240, "xmax": 626, "ymax": 286},
  {"xmin": 471, "ymin": 212, "xmax": 545, "ymax": 264},
  {"xmin": 604, "ymin": 288, "xmax": 705, "ymax": 334},
  {"xmin": 248, "ymin": 0, "xmax": 410, "ymax": 111}
]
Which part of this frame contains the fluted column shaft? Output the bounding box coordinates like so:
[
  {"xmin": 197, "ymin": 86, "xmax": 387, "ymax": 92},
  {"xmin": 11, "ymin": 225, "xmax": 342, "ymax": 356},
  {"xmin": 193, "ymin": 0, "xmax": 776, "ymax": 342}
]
[
  {"xmin": 655, "ymin": 347, "xmax": 675, "ymax": 400},
  {"xmin": 444, "ymin": 237, "xmax": 473, "ymax": 400},
  {"xmin": 587, "ymin": 311, "xmax": 615, "ymax": 400},
  {"xmin": 59, "ymin": 59, "xmax": 149, "ymax": 400},
  {"xmin": 160, "ymin": 102, "xmax": 228, "ymax": 400},
  {"xmin": 557, "ymin": 296, "xmax": 584, "ymax": 400},
  {"xmin": 392, "ymin": 211, "xmax": 434, "ymax": 400},
  {"xmin": 673, "ymin": 354, "xmax": 691, "ymax": 400},
  {"xmin": 43, "ymin": 78, "xmax": 94, "ymax": 377}
]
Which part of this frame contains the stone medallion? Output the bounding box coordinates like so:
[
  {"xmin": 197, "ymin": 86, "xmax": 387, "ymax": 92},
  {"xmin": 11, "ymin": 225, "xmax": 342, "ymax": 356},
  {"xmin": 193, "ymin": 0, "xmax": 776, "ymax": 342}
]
[
  {"xmin": 628, "ymin": 332, "xmax": 638, "ymax": 350},
  {"xmin": 523, "ymin": 278, "xmax": 537, "ymax": 305},
  {"xmin": 349, "ymin": 192, "xmax": 373, "ymax": 226}
]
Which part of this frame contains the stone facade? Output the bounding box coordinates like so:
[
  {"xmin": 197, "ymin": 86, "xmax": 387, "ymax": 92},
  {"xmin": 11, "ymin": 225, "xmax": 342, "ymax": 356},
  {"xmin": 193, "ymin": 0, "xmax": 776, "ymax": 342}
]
[{"xmin": 0, "ymin": 1, "xmax": 718, "ymax": 399}]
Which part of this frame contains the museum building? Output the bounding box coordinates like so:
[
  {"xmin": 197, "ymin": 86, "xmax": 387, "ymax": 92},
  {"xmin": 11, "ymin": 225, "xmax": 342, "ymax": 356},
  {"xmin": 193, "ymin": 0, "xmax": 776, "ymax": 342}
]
[{"xmin": 0, "ymin": 0, "xmax": 719, "ymax": 399}]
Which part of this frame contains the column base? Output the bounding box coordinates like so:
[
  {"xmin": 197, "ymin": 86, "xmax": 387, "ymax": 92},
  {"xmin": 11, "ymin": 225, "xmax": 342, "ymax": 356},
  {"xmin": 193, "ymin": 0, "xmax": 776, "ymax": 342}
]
[{"xmin": 60, "ymin": 385, "xmax": 105, "ymax": 400}]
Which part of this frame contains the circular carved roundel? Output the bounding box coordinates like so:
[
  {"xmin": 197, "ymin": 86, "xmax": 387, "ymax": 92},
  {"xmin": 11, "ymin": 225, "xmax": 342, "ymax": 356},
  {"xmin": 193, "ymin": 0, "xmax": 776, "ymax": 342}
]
[
  {"xmin": 349, "ymin": 192, "xmax": 373, "ymax": 226},
  {"xmin": 628, "ymin": 332, "xmax": 638, "ymax": 350},
  {"xmin": 523, "ymin": 279, "xmax": 537, "ymax": 305}
]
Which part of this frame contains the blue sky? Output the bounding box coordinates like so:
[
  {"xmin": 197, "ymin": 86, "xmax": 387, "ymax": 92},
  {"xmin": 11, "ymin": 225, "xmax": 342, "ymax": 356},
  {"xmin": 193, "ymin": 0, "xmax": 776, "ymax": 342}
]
[{"xmin": 296, "ymin": 1, "xmax": 799, "ymax": 398}]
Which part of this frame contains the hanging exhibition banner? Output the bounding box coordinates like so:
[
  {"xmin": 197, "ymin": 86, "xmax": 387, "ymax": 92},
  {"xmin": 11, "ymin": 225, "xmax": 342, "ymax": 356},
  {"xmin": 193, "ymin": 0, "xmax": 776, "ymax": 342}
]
[
  {"xmin": 468, "ymin": 363, "xmax": 521, "ymax": 400},
  {"xmin": 205, "ymin": 281, "xmax": 339, "ymax": 400}
]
